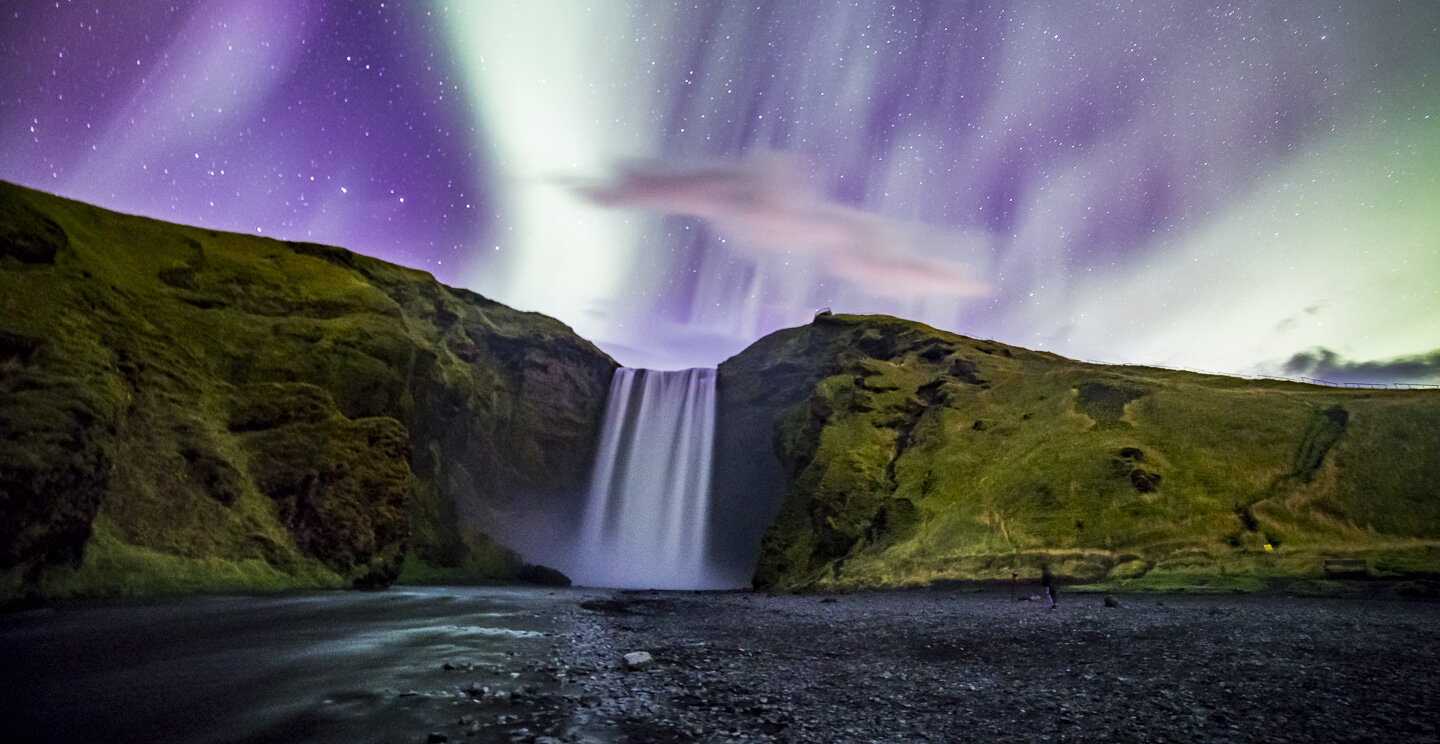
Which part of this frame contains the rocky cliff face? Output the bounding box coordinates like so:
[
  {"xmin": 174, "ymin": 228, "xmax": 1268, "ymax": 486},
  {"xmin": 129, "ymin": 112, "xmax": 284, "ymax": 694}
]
[
  {"xmin": 0, "ymin": 181, "xmax": 615, "ymax": 600},
  {"xmin": 717, "ymin": 314, "xmax": 1440, "ymax": 592}
]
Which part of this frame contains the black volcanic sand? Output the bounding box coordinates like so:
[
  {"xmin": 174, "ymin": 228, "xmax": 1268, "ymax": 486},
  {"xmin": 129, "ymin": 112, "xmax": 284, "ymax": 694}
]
[{"xmin": 4, "ymin": 587, "xmax": 1440, "ymax": 743}]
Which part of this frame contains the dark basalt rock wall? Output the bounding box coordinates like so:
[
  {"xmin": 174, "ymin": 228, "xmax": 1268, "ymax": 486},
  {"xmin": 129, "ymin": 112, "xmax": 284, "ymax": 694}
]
[
  {"xmin": 0, "ymin": 181, "xmax": 616, "ymax": 600},
  {"xmin": 711, "ymin": 322, "xmax": 840, "ymax": 586}
]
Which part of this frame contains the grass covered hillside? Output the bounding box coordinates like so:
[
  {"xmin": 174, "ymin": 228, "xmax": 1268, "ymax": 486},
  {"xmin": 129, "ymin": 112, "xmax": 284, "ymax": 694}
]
[
  {"xmin": 0, "ymin": 181, "xmax": 615, "ymax": 601},
  {"xmin": 718, "ymin": 314, "xmax": 1440, "ymax": 593}
]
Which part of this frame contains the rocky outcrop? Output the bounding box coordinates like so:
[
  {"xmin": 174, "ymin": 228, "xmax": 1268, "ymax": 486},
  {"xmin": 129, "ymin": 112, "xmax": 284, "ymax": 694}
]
[
  {"xmin": 231, "ymin": 382, "xmax": 411, "ymax": 589},
  {"xmin": 0, "ymin": 181, "xmax": 615, "ymax": 600},
  {"xmin": 717, "ymin": 314, "xmax": 1440, "ymax": 592}
]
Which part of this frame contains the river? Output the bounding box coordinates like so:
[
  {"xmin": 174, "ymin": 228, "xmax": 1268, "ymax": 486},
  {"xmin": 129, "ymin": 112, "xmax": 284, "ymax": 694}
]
[{"xmin": 0, "ymin": 586, "xmax": 572, "ymax": 744}]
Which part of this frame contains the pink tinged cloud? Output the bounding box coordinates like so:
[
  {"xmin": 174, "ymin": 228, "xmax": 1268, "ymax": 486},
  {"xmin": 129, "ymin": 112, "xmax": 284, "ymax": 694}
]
[{"xmin": 581, "ymin": 155, "xmax": 993, "ymax": 299}]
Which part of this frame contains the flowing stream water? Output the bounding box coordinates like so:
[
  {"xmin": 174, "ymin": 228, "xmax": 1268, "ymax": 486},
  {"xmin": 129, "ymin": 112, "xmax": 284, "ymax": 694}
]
[
  {"xmin": 0, "ymin": 587, "xmax": 568, "ymax": 744},
  {"xmin": 567, "ymin": 367, "xmax": 723, "ymax": 590}
]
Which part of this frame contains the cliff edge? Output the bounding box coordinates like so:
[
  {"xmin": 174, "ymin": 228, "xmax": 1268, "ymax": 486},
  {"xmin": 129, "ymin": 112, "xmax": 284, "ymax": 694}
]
[
  {"xmin": 718, "ymin": 314, "xmax": 1440, "ymax": 592},
  {"xmin": 0, "ymin": 181, "xmax": 616, "ymax": 600}
]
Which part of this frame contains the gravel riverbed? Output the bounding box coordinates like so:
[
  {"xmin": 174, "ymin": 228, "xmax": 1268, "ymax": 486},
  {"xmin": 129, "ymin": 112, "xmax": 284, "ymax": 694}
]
[{"xmin": 484, "ymin": 588, "xmax": 1440, "ymax": 744}]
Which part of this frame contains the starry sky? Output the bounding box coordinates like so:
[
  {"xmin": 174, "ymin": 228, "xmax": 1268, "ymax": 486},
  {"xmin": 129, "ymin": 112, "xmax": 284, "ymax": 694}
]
[{"xmin": 4, "ymin": 1, "xmax": 1438, "ymax": 382}]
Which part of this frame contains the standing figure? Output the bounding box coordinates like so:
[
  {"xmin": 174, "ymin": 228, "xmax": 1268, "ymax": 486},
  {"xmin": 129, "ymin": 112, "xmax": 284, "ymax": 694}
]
[{"xmin": 1041, "ymin": 564, "xmax": 1057, "ymax": 609}]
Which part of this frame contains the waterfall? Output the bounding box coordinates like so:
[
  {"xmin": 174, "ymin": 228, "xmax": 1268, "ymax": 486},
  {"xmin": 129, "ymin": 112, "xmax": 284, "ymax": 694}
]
[{"xmin": 568, "ymin": 367, "xmax": 721, "ymax": 589}]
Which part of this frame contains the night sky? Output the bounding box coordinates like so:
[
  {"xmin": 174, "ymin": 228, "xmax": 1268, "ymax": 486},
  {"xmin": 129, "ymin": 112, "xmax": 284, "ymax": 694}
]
[{"xmin": 4, "ymin": 1, "xmax": 1437, "ymax": 381}]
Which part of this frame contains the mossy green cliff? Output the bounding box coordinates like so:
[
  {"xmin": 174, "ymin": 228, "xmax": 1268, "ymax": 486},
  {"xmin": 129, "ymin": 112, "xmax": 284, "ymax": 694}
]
[
  {"xmin": 8, "ymin": 182, "xmax": 1437, "ymax": 600},
  {"xmin": 0, "ymin": 181, "xmax": 615, "ymax": 600},
  {"xmin": 718, "ymin": 314, "xmax": 1440, "ymax": 592}
]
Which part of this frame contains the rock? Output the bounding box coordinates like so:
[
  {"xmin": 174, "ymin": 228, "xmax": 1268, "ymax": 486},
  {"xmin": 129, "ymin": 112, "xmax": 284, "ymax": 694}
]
[
  {"xmin": 0, "ymin": 197, "xmax": 67, "ymax": 264},
  {"xmin": 516, "ymin": 563, "xmax": 572, "ymax": 587},
  {"xmin": 1104, "ymin": 596, "xmax": 1121, "ymax": 608},
  {"xmin": 623, "ymin": 651, "xmax": 655, "ymax": 670},
  {"xmin": 1129, "ymin": 468, "xmax": 1163, "ymax": 493},
  {"xmin": 238, "ymin": 392, "xmax": 413, "ymax": 589},
  {"xmin": 426, "ymin": 733, "xmax": 449, "ymax": 743}
]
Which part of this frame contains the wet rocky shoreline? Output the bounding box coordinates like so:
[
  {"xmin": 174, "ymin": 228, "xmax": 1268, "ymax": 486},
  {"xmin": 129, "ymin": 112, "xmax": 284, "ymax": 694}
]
[{"xmin": 449, "ymin": 588, "xmax": 1440, "ymax": 744}]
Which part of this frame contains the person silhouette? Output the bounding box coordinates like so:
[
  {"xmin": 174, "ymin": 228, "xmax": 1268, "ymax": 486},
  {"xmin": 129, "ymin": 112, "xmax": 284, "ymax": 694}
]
[{"xmin": 1041, "ymin": 564, "xmax": 1057, "ymax": 609}]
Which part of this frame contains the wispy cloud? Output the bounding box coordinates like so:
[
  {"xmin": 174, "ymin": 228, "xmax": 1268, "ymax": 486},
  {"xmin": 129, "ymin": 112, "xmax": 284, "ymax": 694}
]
[{"xmin": 578, "ymin": 154, "xmax": 993, "ymax": 299}]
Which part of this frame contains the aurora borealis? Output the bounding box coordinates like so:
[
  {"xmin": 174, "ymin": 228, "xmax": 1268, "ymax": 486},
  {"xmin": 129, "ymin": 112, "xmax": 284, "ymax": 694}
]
[{"xmin": 4, "ymin": 1, "xmax": 1437, "ymax": 380}]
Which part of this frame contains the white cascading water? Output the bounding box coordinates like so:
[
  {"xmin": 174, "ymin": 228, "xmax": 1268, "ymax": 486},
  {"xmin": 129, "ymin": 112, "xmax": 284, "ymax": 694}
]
[{"xmin": 568, "ymin": 367, "xmax": 720, "ymax": 589}]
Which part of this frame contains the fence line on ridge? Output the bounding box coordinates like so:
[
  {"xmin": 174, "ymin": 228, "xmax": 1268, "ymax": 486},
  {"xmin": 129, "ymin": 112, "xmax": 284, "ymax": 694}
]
[{"xmin": 1078, "ymin": 360, "xmax": 1439, "ymax": 390}]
